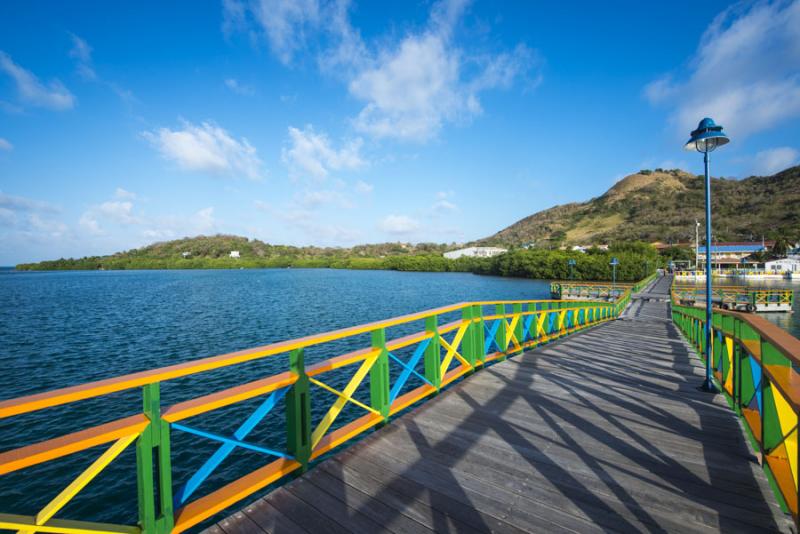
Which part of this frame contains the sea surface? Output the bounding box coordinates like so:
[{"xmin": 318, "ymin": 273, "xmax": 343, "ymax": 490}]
[{"xmin": 0, "ymin": 268, "xmax": 553, "ymax": 528}]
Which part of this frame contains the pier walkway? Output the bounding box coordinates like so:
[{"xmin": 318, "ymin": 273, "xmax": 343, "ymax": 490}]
[{"xmin": 209, "ymin": 277, "xmax": 791, "ymax": 533}]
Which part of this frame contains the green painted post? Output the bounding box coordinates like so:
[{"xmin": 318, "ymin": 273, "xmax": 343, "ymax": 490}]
[
  {"xmin": 424, "ymin": 315, "xmax": 441, "ymax": 391},
  {"xmin": 473, "ymin": 304, "xmax": 486, "ymax": 365},
  {"xmin": 286, "ymin": 348, "xmax": 311, "ymax": 472},
  {"xmin": 136, "ymin": 383, "xmax": 173, "ymax": 534},
  {"xmin": 513, "ymin": 303, "xmax": 523, "ymax": 351},
  {"xmin": 495, "ymin": 304, "xmax": 508, "ymax": 359},
  {"xmin": 370, "ymin": 328, "xmax": 390, "ymax": 421},
  {"xmin": 460, "ymin": 306, "xmax": 476, "ymax": 371},
  {"xmin": 733, "ymin": 318, "xmax": 742, "ymax": 415}
]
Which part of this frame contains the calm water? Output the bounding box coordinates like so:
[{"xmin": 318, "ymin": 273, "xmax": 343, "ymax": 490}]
[{"xmin": 0, "ymin": 268, "xmax": 552, "ymax": 528}]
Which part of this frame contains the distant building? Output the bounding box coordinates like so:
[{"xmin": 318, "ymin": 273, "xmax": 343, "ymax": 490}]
[
  {"xmin": 181, "ymin": 251, "xmax": 191, "ymax": 258},
  {"xmin": 229, "ymin": 250, "xmax": 240, "ymax": 259},
  {"xmin": 444, "ymin": 246, "xmax": 507, "ymax": 260},
  {"xmin": 696, "ymin": 241, "xmax": 774, "ymax": 269},
  {"xmin": 765, "ymin": 258, "xmax": 800, "ymax": 273}
]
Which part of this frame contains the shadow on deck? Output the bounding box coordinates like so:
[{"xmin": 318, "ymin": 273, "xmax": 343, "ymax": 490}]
[{"xmin": 208, "ymin": 298, "xmax": 791, "ymax": 533}]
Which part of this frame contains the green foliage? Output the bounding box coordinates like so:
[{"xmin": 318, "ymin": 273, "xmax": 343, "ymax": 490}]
[
  {"xmin": 15, "ymin": 235, "xmax": 661, "ymax": 281},
  {"xmin": 474, "ymin": 249, "xmax": 660, "ymax": 281}
]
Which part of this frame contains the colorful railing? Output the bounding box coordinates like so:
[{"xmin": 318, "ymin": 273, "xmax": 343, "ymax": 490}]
[
  {"xmin": 674, "ymin": 269, "xmax": 792, "ymax": 278},
  {"xmin": 672, "ymin": 286, "xmax": 794, "ymax": 311},
  {"xmin": 551, "ymin": 272, "xmax": 658, "ymax": 302},
  {"xmin": 0, "ymin": 297, "xmax": 621, "ymax": 534},
  {"xmin": 671, "ymin": 302, "xmax": 800, "ymax": 524}
]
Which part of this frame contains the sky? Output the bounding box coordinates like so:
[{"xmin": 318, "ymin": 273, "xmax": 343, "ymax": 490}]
[{"xmin": 1, "ymin": 0, "xmax": 799, "ymax": 265}]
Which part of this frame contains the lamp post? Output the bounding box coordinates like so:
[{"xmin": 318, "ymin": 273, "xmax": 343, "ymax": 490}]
[
  {"xmin": 610, "ymin": 257, "xmax": 619, "ymax": 288},
  {"xmin": 685, "ymin": 117, "xmax": 729, "ymax": 393},
  {"xmin": 568, "ymin": 258, "xmax": 576, "ymax": 280}
]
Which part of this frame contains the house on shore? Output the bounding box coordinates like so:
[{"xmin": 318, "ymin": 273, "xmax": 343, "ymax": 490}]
[{"xmin": 444, "ymin": 246, "xmax": 507, "ymax": 260}]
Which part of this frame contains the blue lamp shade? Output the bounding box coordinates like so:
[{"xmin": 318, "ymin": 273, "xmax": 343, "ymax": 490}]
[
  {"xmin": 610, "ymin": 257, "xmax": 619, "ymax": 266},
  {"xmin": 568, "ymin": 259, "xmax": 576, "ymax": 266},
  {"xmin": 684, "ymin": 117, "xmax": 729, "ymax": 152}
]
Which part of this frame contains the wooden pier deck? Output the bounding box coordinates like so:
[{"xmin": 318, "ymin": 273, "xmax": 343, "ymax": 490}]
[{"xmin": 208, "ymin": 276, "xmax": 792, "ymax": 533}]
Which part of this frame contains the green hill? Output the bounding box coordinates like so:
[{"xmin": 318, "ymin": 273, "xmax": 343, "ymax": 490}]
[
  {"xmin": 15, "ymin": 235, "xmax": 458, "ymax": 271},
  {"xmin": 478, "ymin": 166, "xmax": 800, "ymax": 247}
]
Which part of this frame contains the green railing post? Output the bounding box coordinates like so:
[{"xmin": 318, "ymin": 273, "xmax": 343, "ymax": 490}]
[
  {"xmin": 424, "ymin": 315, "xmax": 441, "ymax": 391},
  {"xmin": 287, "ymin": 348, "xmax": 311, "ymax": 472},
  {"xmin": 473, "ymin": 304, "xmax": 486, "ymax": 365},
  {"xmin": 370, "ymin": 328, "xmax": 390, "ymax": 422},
  {"xmin": 495, "ymin": 304, "xmax": 508, "ymax": 359},
  {"xmin": 136, "ymin": 382, "xmax": 173, "ymax": 534},
  {"xmin": 460, "ymin": 306, "xmax": 476, "ymax": 371},
  {"xmin": 513, "ymin": 303, "xmax": 523, "ymax": 349},
  {"xmin": 733, "ymin": 318, "xmax": 742, "ymax": 416}
]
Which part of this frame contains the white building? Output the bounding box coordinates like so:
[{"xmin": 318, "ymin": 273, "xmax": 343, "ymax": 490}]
[
  {"xmin": 229, "ymin": 250, "xmax": 240, "ymax": 259},
  {"xmin": 181, "ymin": 251, "xmax": 191, "ymax": 258},
  {"xmin": 765, "ymin": 258, "xmax": 800, "ymax": 272},
  {"xmin": 444, "ymin": 246, "xmax": 507, "ymax": 260}
]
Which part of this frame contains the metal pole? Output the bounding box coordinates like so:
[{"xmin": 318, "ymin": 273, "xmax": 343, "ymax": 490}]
[
  {"xmin": 695, "ymin": 220, "xmax": 700, "ymax": 271},
  {"xmin": 702, "ymin": 150, "xmax": 717, "ymax": 392}
]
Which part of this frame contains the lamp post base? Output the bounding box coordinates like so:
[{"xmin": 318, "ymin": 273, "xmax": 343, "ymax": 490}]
[{"xmin": 699, "ymin": 378, "xmax": 718, "ymax": 393}]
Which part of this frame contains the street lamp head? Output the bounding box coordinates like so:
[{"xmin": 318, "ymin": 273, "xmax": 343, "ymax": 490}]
[
  {"xmin": 610, "ymin": 257, "xmax": 619, "ymax": 266},
  {"xmin": 567, "ymin": 259, "xmax": 576, "ymax": 266},
  {"xmin": 684, "ymin": 117, "xmax": 729, "ymax": 153}
]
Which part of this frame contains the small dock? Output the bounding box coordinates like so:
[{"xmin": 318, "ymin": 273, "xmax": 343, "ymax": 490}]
[{"xmin": 208, "ymin": 277, "xmax": 791, "ymax": 533}]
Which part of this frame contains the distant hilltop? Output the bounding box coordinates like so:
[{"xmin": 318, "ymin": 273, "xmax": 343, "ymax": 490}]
[{"xmin": 477, "ymin": 165, "xmax": 800, "ymax": 247}]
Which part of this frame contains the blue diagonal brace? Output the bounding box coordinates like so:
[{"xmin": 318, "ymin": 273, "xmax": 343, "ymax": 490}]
[
  {"xmin": 484, "ymin": 320, "xmax": 501, "ymax": 354},
  {"xmin": 174, "ymin": 386, "xmax": 289, "ymax": 506},
  {"xmin": 523, "ymin": 315, "xmax": 534, "ymax": 342},
  {"xmin": 389, "ymin": 339, "xmax": 432, "ymax": 404}
]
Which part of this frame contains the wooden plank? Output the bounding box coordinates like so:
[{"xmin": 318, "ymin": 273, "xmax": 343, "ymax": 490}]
[{"xmin": 240, "ymin": 498, "xmax": 307, "ymax": 534}]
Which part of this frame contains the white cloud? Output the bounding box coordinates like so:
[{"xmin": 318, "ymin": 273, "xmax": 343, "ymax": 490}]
[
  {"xmin": 296, "ymin": 189, "xmax": 353, "ymax": 209},
  {"xmin": 752, "ymin": 147, "xmax": 799, "ymax": 175},
  {"xmin": 115, "ymin": 187, "xmax": 136, "ymax": 200},
  {"xmin": 0, "ymin": 192, "xmax": 59, "ymax": 214},
  {"xmin": 66, "ymin": 35, "xmax": 135, "ymax": 105},
  {"xmin": 69, "ymin": 33, "xmax": 96, "ymax": 80},
  {"xmin": 226, "ymin": 0, "xmax": 538, "ymax": 141},
  {"xmin": 79, "ymin": 199, "xmax": 140, "ymax": 234},
  {"xmin": 379, "ymin": 214, "xmax": 421, "ymax": 235},
  {"xmin": 354, "ymin": 180, "xmax": 373, "ymax": 194},
  {"xmin": 282, "ymin": 125, "xmax": 365, "ymax": 180},
  {"xmin": 225, "ymin": 78, "xmax": 255, "ymax": 96},
  {"xmin": 645, "ymin": 1, "xmax": 800, "ymax": 138},
  {"xmin": 347, "ymin": 5, "xmax": 536, "ymax": 141},
  {"xmin": 0, "ymin": 192, "xmax": 66, "ymax": 241},
  {"xmin": 251, "ymin": 0, "xmax": 321, "ymax": 64},
  {"xmin": 142, "ymin": 120, "xmax": 265, "ymax": 180},
  {"xmin": 0, "ymin": 138, "xmax": 12, "ymax": 151},
  {"xmin": 141, "ymin": 208, "xmax": 217, "ymax": 240},
  {"xmin": 0, "ymin": 51, "xmax": 75, "ymax": 110}
]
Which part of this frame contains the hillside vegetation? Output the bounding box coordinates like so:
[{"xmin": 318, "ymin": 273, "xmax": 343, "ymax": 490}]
[
  {"xmin": 16, "ymin": 235, "xmax": 660, "ymax": 282},
  {"xmin": 478, "ymin": 166, "xmax": 800, "ymax": 247}
]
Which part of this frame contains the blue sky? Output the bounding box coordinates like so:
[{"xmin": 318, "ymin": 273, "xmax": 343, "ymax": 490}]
[{"xmin": 1, "ymin": 0, "xmax": 799, "ymax": 264}]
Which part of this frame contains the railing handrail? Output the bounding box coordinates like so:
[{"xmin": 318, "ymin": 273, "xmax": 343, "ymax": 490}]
[
  {"xmin": 672, "ymin": 303, "xmax": 800, "ymax": 368},
  {"xmin": 0, "ymin": 298, "xmax": 613, "ymax": 419}
]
